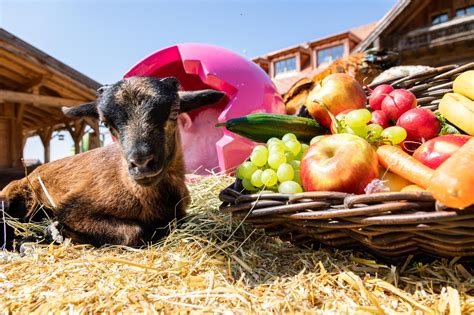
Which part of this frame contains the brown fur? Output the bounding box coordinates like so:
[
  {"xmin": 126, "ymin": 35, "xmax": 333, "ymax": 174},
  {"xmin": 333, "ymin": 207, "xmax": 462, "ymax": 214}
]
[
  {"xmin": 1, "ymin": 140, "xmax": 189, "ymax": 247},
  {"xmin": 0, "ymin": 76, "xmax": 224, "ymax": 248}
]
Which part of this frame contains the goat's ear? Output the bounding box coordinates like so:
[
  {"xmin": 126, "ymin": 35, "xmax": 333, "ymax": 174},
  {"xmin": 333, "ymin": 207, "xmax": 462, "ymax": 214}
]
[
  {"xmin": 62, "ymin": 102, "xmax": 99, "ymax": 119},
  {"xmin": 178, "ymin": 89, "xmax": 226, "ymax": 112}
]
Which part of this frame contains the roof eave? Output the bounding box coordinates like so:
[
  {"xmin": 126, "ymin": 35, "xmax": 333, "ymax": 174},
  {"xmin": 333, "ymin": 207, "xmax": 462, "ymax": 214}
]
[
  {"xmin": 354, "ymin": 0, "xmax": 412, "ymax": 52},
  {"xmin": 0, "ymin": 28, "xmax": 101, "ymax": 91}
]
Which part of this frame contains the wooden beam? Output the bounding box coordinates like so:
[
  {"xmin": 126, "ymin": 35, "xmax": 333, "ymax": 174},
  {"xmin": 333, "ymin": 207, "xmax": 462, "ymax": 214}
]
[
  {"xmin": 0, "ymin": 89, "xmax": 86, "ymax": 107},
  {"xmin": 23, "ymin": 108, "xmax": 51, "ymax": 122},
  {"xmin": 385, "ymin": 0, "xmax": 430, "ymax": 35},
  {"xmin": 44, "ymin": 78, "xmax": 95, "ymax": 100},
  {"xmin": 0, "ymin": 55, "xmax": 40, "ymax": 78},
  {"xmin": 0, "ymin": 50, "xmax": 49, "ymax": 76},
  {"xmin": 24, "ymin": 119, "xmax": 67, "ymax": 133},
  {"xmin": 22, "ymin": 117, "xmax": 36, "ymax": 129},
  {"xmin": 0, "ymin": 53, "xmax": 94, "ymax": 100},
  {"xmin": 24, "ymin": 105, "xmax": 63, "ymax": 121},
  {"xmin": 23, "ymin": 119, "xmax": 69, "ymax": 135},
  {"xmin": 17, "ymin": 75, "xmax": 45, "ymax": 92},
  {"xmin": 0, "ymin": 65, "xmax": 27, "ymax": 82},
  {"xmin": 0, "ymin": 32, "xmax": 101, "ymax": 92},
  {"xmin": 0, "ymin": 75, "xmax": 20, "ymax": 89},
  {"xmin": 21, "ymin": 108, "xmax": 44, "ymax": 122}
]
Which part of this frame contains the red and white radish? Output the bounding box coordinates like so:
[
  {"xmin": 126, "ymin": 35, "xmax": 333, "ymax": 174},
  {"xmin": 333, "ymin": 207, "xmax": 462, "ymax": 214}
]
[
  {"xmin": 370, "ymin": 110, "xmax": 391, "ymax": 129},
  {"xmin": 369, "ymin": 84, "xmax": 394, "ymax": 111},
  {"xmin": 381, "ymin": 89, "xmax": 417, "ymax": 121},
  {"xmin": 396, "ymin": 108, "xmax": 440, "ymax": 142}
]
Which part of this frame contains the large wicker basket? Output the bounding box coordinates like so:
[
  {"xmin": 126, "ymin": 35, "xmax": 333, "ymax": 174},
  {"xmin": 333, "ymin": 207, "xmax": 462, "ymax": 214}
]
[{"xmin": 219, "ymin": 63, "xmax": 474, "ymax": 261}]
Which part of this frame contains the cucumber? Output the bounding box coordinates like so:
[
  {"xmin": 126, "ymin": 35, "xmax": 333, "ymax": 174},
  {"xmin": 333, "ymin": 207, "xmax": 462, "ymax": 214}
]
[{"xmin": 216, "ymin": 113, "xmax": 328, "ymax": 143}]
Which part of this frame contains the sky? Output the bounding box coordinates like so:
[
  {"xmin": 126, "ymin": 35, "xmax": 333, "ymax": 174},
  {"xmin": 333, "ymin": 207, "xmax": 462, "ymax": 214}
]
[{"xmin": 1, "ymin": 0, "xmax": 397, "ymax": 162}]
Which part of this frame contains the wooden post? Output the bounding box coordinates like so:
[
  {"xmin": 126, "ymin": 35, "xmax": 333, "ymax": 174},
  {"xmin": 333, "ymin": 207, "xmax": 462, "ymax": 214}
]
[
  {"xmin": 38, "ymin": 126, "xmax": 53, "ymax": 163},
  {"xmin": 12, "ymin": 118, "xmax": 23, "ymax": 167},
  {"xmin": 13, "ymin": 103, "xmax": 25, "ymax": 167},
  {"xmin": 84, "ymin": 117, "xmax": 101, "ymax": 150},
  {"xmin": 22, "ymin": 134, "xmax": 28, "ymax": 150},
  {"xmin": 3, "ymin": 102, "xmax": 16, "ymax": 167},
  {"xmin": 0, "ymin": 102, "xmax": 11, "ymax": 167},
  {"xmin": 65, "ymin": 119, "xmax": 87, "ymax": 154}
]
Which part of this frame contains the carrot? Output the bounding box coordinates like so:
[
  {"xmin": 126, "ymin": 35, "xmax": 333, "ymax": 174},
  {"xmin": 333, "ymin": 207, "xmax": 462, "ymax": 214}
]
[
  {"xmin": 376, "ymin": 145, "xmax": 434, "ymax": 189},
  {"xmin": 401, "ymin": 184, "xmax": 425, "ymax": 192},
  {"xmin": 428, "ymin": 138, "xmax": 474, "ymax": 209}
]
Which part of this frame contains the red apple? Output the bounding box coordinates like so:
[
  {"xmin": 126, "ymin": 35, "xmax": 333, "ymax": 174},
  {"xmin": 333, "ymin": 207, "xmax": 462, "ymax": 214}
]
[
  {"xmin": 413, "ymin": 134, "xmax": 471, "ymax": 169},
  {"xmin": 381, "ymin": 89, "xmax": 417, "ymax": 121},
  {"xmin": 370, "ymin": 110, "xmax": 391, "ymax": 128},
  {"xmin": 396, "ymin": 108, "xmax": 440, "ymax": 142},
  {"xmin": 300, "ymin": 134, "xmax": 379, "ymax": 194},
  {"xmin": 305, "ymin": 73, "xmax": 366, "ymax": 128},
  {"xmin": 369, "ymin": 84, "xmax": 394, "ymax": 110}
]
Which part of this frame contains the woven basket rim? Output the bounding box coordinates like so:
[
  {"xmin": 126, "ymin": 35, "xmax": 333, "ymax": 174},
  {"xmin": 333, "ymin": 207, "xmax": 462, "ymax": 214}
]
[{"xmin": 219, "ymin": 62, "xmax": 474, "ymax": 260}]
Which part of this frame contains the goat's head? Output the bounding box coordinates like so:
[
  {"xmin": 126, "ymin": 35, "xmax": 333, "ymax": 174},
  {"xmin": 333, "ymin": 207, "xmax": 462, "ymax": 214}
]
[{"xmin": 63, "ymin": 76, "xmax": 225, "ymax": 186}]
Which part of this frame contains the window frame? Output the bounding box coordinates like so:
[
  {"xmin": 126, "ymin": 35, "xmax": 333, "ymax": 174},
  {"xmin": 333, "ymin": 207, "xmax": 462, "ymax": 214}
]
[
  {"xmin": 315, "ymin": 44, "xmax": 345, "ymax": 67},
  {"xmin": 455, "ymin": 5, "xmax": 474, "ymax": 17},
  {"xmin": 273, "ymin": 55, "xmax": 298, "ymax": 77},
  {"xmin": 430, "ymin": 11, "xmax": 450, "ymax": 25}
]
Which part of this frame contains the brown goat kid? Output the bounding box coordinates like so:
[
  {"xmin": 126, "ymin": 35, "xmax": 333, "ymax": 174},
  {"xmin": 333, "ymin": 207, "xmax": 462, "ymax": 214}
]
[{"xmin": 0, "ymin": 76, "xmax": 225, "ymax": 249}]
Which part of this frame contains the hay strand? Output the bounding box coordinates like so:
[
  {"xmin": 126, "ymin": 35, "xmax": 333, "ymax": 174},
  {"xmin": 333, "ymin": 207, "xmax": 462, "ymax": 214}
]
[{"xmin": 0, "ymin": 175, "xmax": 472, "ymax": 313}]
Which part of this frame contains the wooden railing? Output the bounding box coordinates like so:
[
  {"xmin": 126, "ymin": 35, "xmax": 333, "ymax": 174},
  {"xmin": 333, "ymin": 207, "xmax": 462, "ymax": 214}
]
[{"xmin": 385, "ymin": 15, "xmax": 474, "ymax": 51}]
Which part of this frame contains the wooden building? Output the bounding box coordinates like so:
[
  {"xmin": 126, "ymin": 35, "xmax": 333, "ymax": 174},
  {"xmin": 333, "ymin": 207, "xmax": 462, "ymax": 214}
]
[
  {"xmin": 356, "ymin": 0, "xmax": 474, "ymax": 66},
  {"xmin": 0, "ymin": 28, "xmax": 101, "ymax": 169},
  {"xmin": 252, "ymin": 23, "xmax": 376, "ymax": 94}
]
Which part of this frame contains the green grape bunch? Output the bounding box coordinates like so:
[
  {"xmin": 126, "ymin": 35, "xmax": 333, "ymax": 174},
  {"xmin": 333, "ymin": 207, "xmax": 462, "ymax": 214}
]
[
  {"xmin": 236, "ymin": 133, "xmax": 309, "ymax": 194},
  {"xmin": 333, "ymin": 108, "xmax": 408, "ymax": 145}
]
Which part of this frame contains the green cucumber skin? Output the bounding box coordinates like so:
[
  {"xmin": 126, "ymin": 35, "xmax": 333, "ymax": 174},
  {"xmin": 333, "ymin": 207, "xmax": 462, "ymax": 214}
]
[{"xmin": 221, "ymin": 113, "xmax": 328, "ymax": 143}]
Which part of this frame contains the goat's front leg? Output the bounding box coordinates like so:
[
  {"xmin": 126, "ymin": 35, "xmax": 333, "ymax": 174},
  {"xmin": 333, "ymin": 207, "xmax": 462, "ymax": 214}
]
[{"xmin": 56, "ymin": 211, "xmax": 152, "ymax": 247}]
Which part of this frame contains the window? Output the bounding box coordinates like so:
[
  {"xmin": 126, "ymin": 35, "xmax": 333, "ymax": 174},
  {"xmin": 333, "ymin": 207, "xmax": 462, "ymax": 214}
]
[
  {"xmin": 456, "ymin": 5, "xmax": 474, "ymax": 17},
  {"xmin": 317, "ymin": 44, "xmax": 344, "ymax": 66},
  {"xmin": 431, "ymin": 13, "xmax": 449, "ymax": 25},
  {"xmin": 274, "ymin": 57, "xmax": 297, "ymax": 76}
]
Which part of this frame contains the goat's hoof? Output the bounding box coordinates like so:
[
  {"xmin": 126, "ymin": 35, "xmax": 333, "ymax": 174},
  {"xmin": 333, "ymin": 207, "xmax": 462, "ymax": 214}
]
[
  {"xmin": 19, "ymin": 242, "xmax": 39, "ymax": 256},
  {"xmin": 44, "ymin": 221, "xmax": 64, "ymax": 244},
  {"xmin": 14, "ymin": 235, "xmax": 44, "ymax": 255}
]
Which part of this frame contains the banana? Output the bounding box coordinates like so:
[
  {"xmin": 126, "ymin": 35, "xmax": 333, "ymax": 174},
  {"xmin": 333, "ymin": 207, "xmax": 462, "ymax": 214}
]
[
  {"xmin": 439, "ymin": 93, "xmax": 474, "ymax": 136},
  {"xmin": 453, "ymin": 70, "xmax": 474, "ymax": 100}
]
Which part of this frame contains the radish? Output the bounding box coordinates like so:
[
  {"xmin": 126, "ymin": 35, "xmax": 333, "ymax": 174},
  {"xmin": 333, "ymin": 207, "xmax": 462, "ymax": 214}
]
[
  {"xmin": 381, "ymin": 89, "xmax": 417, "ymax": 120},
  {"xmin": 369, "ymin": 84, "xmax": 394, "ymax": 111},
  {"xmin": 370, "ymin": 110, "xmax": 391, "ymax": 128},
  {"xmin": 396, "ymin": 108, "xmax": 440, "ymax": 142}
]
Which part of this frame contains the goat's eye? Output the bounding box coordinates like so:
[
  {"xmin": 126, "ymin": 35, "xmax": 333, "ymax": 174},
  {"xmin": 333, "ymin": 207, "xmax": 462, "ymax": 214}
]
[{"xmin": 101, "ymin": 121, "xmax": 109, "ymax": 128}]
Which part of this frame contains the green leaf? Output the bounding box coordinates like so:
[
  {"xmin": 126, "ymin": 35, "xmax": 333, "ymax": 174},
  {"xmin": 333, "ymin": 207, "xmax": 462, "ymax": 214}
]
[
  {"xmin": 439, "ymin": 123, "xmax": 460, "ymax": 135},
  {"xmin": 435, "ymin": 110, "xmax": 461, "ymax": 135}
]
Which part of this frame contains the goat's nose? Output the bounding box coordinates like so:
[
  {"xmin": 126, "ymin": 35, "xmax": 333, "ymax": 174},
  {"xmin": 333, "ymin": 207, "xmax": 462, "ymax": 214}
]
[{"xmin": 129, "ymin": 155, "xmax": 155, "ymax": 169}]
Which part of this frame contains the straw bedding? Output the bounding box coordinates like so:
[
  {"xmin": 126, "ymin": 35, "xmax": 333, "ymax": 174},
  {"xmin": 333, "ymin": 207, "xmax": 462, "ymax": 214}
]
[{"xmin": 0, "ymin": 175, "xmax": 473, "ymax": 313}]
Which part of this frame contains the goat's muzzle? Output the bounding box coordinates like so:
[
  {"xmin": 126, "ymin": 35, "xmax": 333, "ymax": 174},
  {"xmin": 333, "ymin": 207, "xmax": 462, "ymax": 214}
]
[{"xmin": 127, "ymin": 153, "xmax": 165, "ymax": 186}]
